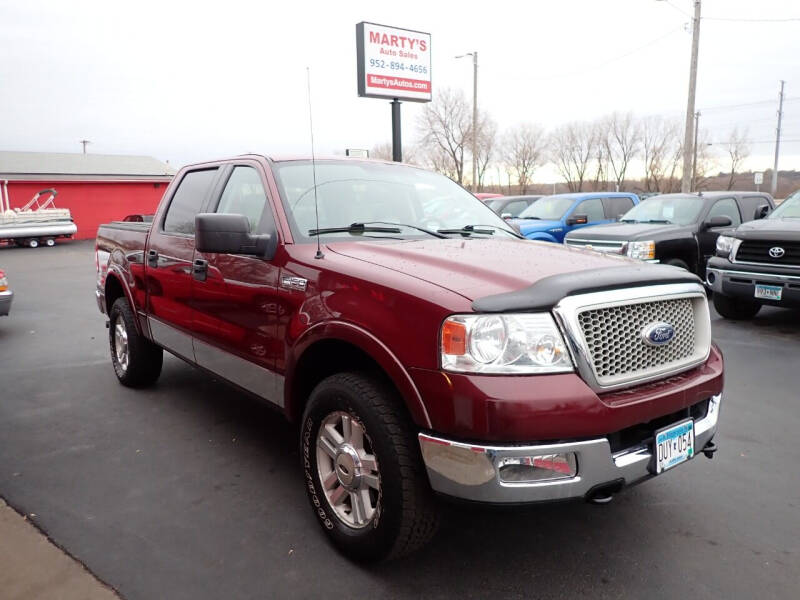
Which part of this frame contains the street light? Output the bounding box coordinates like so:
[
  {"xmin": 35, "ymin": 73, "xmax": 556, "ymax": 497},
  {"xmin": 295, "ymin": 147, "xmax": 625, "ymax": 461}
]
[{"xmin": 456, "ymin": 51, "xmax": 478, "ymax": 191}]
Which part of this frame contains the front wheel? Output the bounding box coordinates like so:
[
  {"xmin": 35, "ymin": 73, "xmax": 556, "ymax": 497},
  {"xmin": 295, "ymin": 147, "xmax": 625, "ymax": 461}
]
[
  {"xmin": 713, "ymin": 292, "xmax": 761, "ymax": 320},
  {"xmin": 27, "ymin": 238, "xmax": 39, "ymax": 248},
  {"xmin": 109, "ymin": 297, "xmax": 163, "ymax": 387},
  {"xmin": 301, "ymin": 372, "xmax": 439, "ymax": 561}
]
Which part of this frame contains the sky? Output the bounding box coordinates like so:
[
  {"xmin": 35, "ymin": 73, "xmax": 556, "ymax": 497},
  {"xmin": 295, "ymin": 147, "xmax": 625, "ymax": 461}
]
[{"xmin": 1, "ymin": 0, "xmax": 799, "ymax": 182}]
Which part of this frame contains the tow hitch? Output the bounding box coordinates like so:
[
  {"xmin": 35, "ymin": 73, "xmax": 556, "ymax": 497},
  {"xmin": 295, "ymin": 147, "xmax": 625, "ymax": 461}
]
[{"xmin": 702, "ymin": 440, "xmax": 718, "ymax": 459}]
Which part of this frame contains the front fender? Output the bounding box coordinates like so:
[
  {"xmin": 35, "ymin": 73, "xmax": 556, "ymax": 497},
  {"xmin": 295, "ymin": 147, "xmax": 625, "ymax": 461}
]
[
  {"xmin": 284, "ymin": 320, "xmax": 432, "ymax": 429},
  {"xmin": 524, "ymin": 232, "xmax": 559, "ymax": 243}
]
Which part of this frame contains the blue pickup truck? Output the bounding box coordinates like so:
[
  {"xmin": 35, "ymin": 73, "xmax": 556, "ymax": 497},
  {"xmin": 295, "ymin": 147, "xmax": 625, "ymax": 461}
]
[{"xmin": 512, "ymin": 192, "xmax": 639, "ymax": 243}]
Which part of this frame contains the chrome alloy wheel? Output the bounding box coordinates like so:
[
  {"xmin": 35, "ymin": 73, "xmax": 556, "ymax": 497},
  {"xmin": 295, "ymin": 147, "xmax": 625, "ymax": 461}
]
[
  {"xmin": 114, "ymin": 320, "xmax": 129, "ymax": 372},
  {"xmin": 316, "ymin": 411, "xmax": 381, "ymax": 528}
]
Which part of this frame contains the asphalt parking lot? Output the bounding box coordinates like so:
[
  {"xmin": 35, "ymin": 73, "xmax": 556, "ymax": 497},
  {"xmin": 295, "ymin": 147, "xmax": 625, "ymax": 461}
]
[{"xmin": 1, "ymin": 240, "xmax": 798, "ymax": 600}]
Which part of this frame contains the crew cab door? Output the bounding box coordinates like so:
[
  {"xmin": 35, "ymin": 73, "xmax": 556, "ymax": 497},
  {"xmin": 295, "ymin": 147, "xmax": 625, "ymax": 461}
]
[
  {"xmin": 190, "ymin": 163, "xmax": 283, "ymax": 406},
  {"xmin": 145, "ymin": 167, "xmax": 220, "ymax": 360},
  {"xmin": 697, "ymin": 197, "xmax": 742, "ymax": 269}
]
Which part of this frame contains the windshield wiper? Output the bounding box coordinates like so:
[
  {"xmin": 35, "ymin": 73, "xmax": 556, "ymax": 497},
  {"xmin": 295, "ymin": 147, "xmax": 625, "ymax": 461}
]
[
  {"xmin": 620, "ymin": 219, "xmax": 637, "ymax": 223},
  {"xmin": 308, "ymin": 223, "xmax": 402, "ymax": 236},
  {"xmin": 437, "ymin": 224, "xmax": 497, "ymax": 236},
  {"xmin": 519, "ymin": 216, "xmax": 541, "ymax": 220},
  {"xmin": 356, "ymin": 221, "xmax": 448, "ymax": 239},
  {"xmin": 642, "ymin": 219, "xmax": 673, "ymax": 224}
]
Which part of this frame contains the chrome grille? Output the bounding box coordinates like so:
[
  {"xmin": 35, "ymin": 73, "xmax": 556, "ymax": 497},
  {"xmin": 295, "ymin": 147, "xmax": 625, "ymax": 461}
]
[{"xmin": 576, "ymin": 298, "xmax": 696, "ymax": 385}]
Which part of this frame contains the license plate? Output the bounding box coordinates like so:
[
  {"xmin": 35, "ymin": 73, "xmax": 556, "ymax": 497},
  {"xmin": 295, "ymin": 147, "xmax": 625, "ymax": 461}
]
[
  {"xmin": 754, "ymin": 284, "xmax": 782, "ymax": 301},
  {"xmin": 654, "ymin": 419, "xmax": 694, "ymax": 474}
]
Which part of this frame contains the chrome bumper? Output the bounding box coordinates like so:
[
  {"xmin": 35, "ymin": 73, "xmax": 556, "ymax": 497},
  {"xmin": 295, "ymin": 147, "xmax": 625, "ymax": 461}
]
[
  {"xmin": 95, "ymin": 288, "xmax": 106, "ymax": 314},
  {"xmin": 0, "ymin": 289, "xmax": 13, "ymax": 316},
  {"xmin": 418, "ymin": 393, "xmax": 720, "ymax": 504},
  {"xmin": 706, "ymin": 266, "xmax": 800, "ymax": 293}
]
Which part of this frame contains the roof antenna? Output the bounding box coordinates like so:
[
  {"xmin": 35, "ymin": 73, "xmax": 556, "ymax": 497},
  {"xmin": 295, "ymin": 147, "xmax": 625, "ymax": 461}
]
[{"xmin": 307, "ymin": 67, "xmax": 324, "ymax": 260}]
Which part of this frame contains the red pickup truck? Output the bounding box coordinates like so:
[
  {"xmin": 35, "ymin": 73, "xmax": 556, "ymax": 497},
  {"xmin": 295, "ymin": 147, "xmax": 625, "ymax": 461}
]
[{"xmin": 96, "ymin": 155, "xmax": 723, "ymax": 561}]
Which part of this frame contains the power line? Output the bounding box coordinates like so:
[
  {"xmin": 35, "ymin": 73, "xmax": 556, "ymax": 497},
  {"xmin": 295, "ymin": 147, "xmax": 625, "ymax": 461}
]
[
  {"xmin": 700, "ymin": 96, "xmax": 800, "ymax": 112},
  {"xmin": 704, "ymin": 15, "xmax": 800, "ymax": 23}
]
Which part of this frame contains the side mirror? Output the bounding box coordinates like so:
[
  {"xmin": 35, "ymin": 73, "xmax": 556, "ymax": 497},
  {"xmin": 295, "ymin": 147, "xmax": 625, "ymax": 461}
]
[
  {"xmin": 756, "ymin": 204, "xmax": 770, "ymax": 220},
  {"xmin": 566, "ymin": 214, "xmax": 588, "ymax": 226},
  {"xmin": 501, "ymin": 212, "xmax": 513, "ymax": 220},
  {"xmin": 703, "ymin": 215, "xmax": 733, "ymax": 230},
  {"xmin": 195, "ymin": 213, "xmax": 277, "ymax": 259}
]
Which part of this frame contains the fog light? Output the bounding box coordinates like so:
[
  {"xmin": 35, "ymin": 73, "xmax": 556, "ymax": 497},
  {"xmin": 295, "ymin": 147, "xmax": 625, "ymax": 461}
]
[
  {"xmin": 498, "ymin": 453, "xmax": 577, "ymax": 483},
  {"xmin": 707, "ymin": 271, "xmax": 716, "ymax": 285}
]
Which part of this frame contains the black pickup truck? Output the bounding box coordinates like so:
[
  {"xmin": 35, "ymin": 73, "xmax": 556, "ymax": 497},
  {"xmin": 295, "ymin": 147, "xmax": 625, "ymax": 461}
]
[
  {"xmin": 564, "ymin": 192, "xmax": 774, "ymax": 278},
  {"xmin": 706, "ymin": 190, "xmax": 800, "ymax": 319}
]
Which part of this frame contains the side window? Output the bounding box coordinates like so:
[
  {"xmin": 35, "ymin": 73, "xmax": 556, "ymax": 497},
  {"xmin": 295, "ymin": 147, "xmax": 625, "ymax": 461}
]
[
  {"xmin": 504, "ymin": 200, "xmax": 528, "ymax": 216},
  {"xmin": 162, "ymin": 169, "xmax": 218, "ymax": 235},
  {"xmin": 739, "ymin": 196, "xmax": 769, "ymax": 221},
  {"xmin": 603, "ymin": 197, "xmax": 635, "ymax": 220},
  {"xmin": 707, "ymin": 198, "xmax": 741, "ymax": 226},
  {"xmin": 215, "ymin": 166, "xmax": 270, "ymax": 232},
  {"xmin": 574, "ymin": 198, "xmax": 605, "ymax": 222}
]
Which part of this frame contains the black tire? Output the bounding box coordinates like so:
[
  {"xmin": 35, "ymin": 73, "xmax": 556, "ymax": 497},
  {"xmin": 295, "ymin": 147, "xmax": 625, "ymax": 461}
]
[
  {"xmin": 665, "ymin": 258, "xmax": 690, "ymax": 271},
  {"xmin": 44, "ymin": 238, "xmax": 55, "ymax": 247},
  {"xmin": 109, "ymin": 297, "xmax": 163, "ymax": 387},
  {"xmin": 301, "ymin": 372, "xmax": 439, "ymax": 562},
  {"xmin": 713, "ymin": 292, "xmax": 761, "ymax": 320},
  {"xmin": 27, "ymin": 238, "xmax": 39, "ymax": 248}
]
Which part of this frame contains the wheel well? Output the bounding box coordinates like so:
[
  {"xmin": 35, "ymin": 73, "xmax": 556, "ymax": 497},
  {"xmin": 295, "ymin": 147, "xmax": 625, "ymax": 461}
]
[
  {"xmin": 105, "ymin": 274, "xmax": 125, "ymax": 314},
  {"xmin": 289, "ymin": 339, "xmax": 395, "ymax": 422}
]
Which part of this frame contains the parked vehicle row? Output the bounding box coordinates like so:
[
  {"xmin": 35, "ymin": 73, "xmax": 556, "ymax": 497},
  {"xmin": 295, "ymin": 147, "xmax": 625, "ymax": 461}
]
[
  {"xmin": 96, "ymin": 155, "xmax": 722, "ymax": 561},
  {"xmin": 0, "ymin": 268, "xmax": 12, "ymax": 316}
]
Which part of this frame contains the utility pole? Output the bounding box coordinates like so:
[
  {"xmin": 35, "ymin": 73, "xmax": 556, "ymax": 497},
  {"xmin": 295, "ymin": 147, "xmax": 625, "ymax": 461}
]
[
  {"xmin": 471, "ymin": 52, "xmax": 478, "ymax": 191},
  {"xmin": 681, "ymin": 0, "xmax": 701, "ymax": 193},
  {"xmin": 80, "ymin": 140, "xmax": 90, "ymax": 154},
  {"xmin": 691, "ymin": 111, "xmax": 700, "ymax": 191},
  {"xmin": 771, "ymin": 80, "xmax": 785, "ymax": 196}
]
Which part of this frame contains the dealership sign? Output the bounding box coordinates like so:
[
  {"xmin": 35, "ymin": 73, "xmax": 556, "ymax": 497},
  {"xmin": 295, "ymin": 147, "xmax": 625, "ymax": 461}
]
[{"xmin": 356, "ymin": 22, "xmax": 431, "ymax": 102}]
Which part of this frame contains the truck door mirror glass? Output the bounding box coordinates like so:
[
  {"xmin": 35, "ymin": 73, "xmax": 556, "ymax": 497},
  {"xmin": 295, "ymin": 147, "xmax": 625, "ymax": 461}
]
[
  {"xmin": 566, "ymin": 214, "xmax": 588, "ymax": 226},
  {"xmin": 756, "ymin": 204, "xmax": 770, "ymax": 220},
  {"xmin": 195, "ymin": 213, "xmax": 277, "ymax": 259},
  {"xmin": 703, "ymin": 215, "xmax": 733, "ymax": 229}
]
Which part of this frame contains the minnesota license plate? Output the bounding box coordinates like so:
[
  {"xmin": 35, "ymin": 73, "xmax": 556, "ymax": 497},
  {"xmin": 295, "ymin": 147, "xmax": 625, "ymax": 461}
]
[
  {"xmin": 754, "ymin": 284, "xmax": 782, "ymax": 301},
  {"xmin": 654, "ymin": 419, "xmax": 694, "ymax": 474}
]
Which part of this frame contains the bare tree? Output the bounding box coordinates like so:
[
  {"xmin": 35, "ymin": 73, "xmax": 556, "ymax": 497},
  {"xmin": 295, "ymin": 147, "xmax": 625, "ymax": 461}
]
[
  {"xmin": 641, "ymin": 116, "xmax": 683, "ymax": 193},
  {"xmin": 550, "ymin": 121, "xmax": 595, "ymax": 192},
  {"xmin": 502, "ymin": 123, "xmax": 547, "ymax": 194},
  {"xmin": 602, "ymin": 111, "xmax": 641, "ymax": 191},
  {"xmin": 417, "ymin": 87, "xmax": 473, "ymax": 184},
  {"xmin": 475, "ymin": 113, "xmax": 497, "ymax": 190},
  {"xmin": 722, "ymin": 127, "xmax": 750, "ymax": 190}
]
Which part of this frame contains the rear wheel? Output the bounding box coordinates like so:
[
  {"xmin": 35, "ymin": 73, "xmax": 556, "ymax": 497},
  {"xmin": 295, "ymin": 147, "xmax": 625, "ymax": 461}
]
[
  {"xmin": 27, "ymin": 238, "xmax": 39, "ymax": 248},
  {"xmin": 109, "ymin": 298, "xmax": 163, "ymax": 387},
  {"xmin": 44, "ymin": 237, "xmax": 55, "ymax": 247},
  {"xmin": 713, "ymin": 292, "xmax": 761, "ymax": 320},
  {"xmin": 301, "ymin": 372, "xmax": 439, "ymax": 561}
]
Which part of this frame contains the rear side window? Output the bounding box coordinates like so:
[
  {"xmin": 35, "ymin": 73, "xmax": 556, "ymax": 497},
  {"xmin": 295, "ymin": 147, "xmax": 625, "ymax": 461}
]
[
  {"xmin": 707, "ymin": 198, "xmax": 741, "ymax": 226},
  {"xmin": 603, "ymin": 196, "xmax": 635, "ymax": 220},
  {"xmin": 215, "ymin": 166, "xmax": 271, "ymax": 232},
  {"xmin": 739, "ymin": 195, "xmax": 771, "ymax": 221},
  {"xmin": 574, "ymin": 198, "xmax": 605, "ymax": 222},
  {"xmin": 162, "ymin": 168, "xmax": 218, "ymax": 235},
  {"xmin": 503, "ymin": 200, "xmax": 529, "ymax": 217}
]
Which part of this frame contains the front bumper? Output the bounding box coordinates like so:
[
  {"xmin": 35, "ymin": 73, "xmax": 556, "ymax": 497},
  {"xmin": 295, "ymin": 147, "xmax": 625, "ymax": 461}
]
[
  {"xmin": 418, "ymin": 393, "xmax": 720, "ymax": 504},
  {"xmin": 706, "ymin": 260, "xmax": 800, "ymax": 307},
  {"xmin": 0, "ymin": 289, "xmax": 13, "ymax": 316}
]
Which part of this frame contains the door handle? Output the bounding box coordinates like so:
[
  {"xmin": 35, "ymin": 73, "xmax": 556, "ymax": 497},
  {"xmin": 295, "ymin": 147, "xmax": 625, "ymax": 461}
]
[
  {"xmin": 193, "ymin": 258, "xmax": 208, "ymax": 282},
  {"xmin": 147, "ymin": 249, "xmax": 158, "ymax": 268}
]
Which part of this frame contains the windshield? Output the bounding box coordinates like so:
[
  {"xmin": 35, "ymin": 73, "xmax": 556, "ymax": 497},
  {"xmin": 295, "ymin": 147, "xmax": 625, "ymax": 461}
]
[
  {"xmin": 518, "ymin": 195, "xmax": 574, "ymax": 220},
  {"xmin": 769, "ymin": 190, "xmax": 800, "ymax": 218},
  {"xmin": 620, "ymin": 195, "xmax": 703, "ymax": 226},
  {"xmin": 487, "ymin": 199, "xmax": 505, "ymax": 211},
  {"xmin": 272, "ymin": 160, "xmax": 517, "ymax": 240}
]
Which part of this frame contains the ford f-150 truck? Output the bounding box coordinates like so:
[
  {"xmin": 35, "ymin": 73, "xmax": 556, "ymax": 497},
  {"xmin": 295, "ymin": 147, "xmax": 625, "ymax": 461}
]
[{"xmin": 96, "ymin": 155, "xmax": 723, "ymax": 561}]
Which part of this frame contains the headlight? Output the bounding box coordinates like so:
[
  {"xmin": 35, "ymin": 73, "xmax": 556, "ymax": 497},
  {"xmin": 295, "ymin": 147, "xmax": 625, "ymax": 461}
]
[
  {"xmin": 716, "ymin": 235, "xmax": 736, "ymax": 258},
  {"xmin": 441, "ymin": 314, "xmax": 574, "ymax": 374},
  {"xmin": 0, "ymin": 276, "xmax": 7, "ymax": 292},
  {"xmin": 626, "ymin": 240, "xmax": 656, "ymax": 260}
]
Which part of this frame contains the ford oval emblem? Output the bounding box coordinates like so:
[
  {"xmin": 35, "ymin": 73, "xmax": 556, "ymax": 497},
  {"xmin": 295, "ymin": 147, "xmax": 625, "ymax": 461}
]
[
  {"xmin": 642, "ymin": 322, "xmax": 676, "ymax": 346},
  {"xmin": 769, "ymin": 246, "xmax": 785, "ymax": 258}
]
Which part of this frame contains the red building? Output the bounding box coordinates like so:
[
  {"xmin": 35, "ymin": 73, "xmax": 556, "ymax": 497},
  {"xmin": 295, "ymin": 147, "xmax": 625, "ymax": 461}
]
[{"xmin": 0, "ymin": 151, "xmax": 175, "ymax": 240}]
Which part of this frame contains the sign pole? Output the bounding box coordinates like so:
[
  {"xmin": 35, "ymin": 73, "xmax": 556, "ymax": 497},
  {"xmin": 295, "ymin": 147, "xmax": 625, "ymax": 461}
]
[{"xmin": 391, "ymin": 98, "xmax": 402, "ymax": 162}]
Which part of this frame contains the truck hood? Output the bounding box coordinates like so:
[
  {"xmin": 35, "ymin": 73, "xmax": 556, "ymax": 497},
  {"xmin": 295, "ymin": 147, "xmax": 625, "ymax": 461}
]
[
  {"xmin": 326, "ymin": 238, "xmax": 633, "ymax": 302},
  {"xmin": 565, "ymin": 221, "xmax": 692, "ymax": 241},
  {"xmin": 734, "ymin": 217, "xmax": 800, "ymax": 241},
  {"xmin": 512, "ymin": 219, "xmax": 563, "ymax": 236}
]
